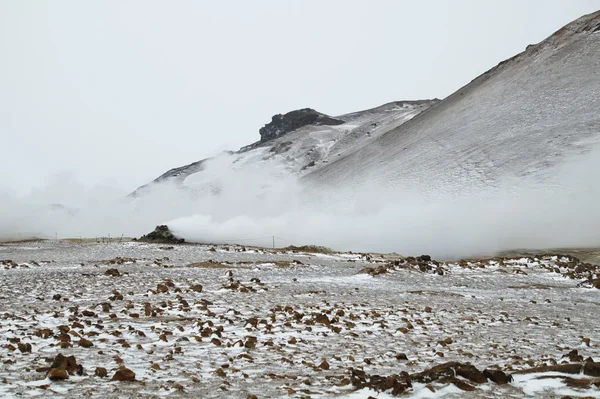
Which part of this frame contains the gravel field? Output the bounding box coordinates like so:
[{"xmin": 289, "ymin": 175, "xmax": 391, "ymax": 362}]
[{"xmin": 1, "ymin": 241, "xmax": 599, "ymax": 398}]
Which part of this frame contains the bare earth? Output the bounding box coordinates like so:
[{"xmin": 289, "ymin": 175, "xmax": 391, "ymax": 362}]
[{"xmin": 1, "ymin": 241, "xmax": 599, "ymax": 398}]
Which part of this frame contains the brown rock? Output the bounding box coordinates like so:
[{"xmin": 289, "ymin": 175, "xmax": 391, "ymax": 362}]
[
  {"xmin": 513, "ymin": 364, "xmax": 582, "ymax": 375},
  {"xmin": 156, "ymin": 284, "xmax": 169, "ymax": 293},
  {"xmin": 47, "ymin": 368, "xmax": 69, "ymax": 381},
  {"xmin": 79, "ymin": 338, "xmax": 93, "ymax": 348},
  {"xmin": 456, "ymin": 365, "xmax": 487, "ymax": 384},
  {"xmin": 57, "ymin": 325, "xmax": 70, "ymax": 334},
  {"xmin": 483, "ymin": 369, "xmax": 513, "ymax": 384},
  {"xmin": 104, "ymin": 268, "xmax": 121, "ymax": 277},
  {"xmin": 215, "ymin": 368, "xmax": 227, "ymax": 377},
  {"xmin": 34, "ymin": 328, "xmax": 53, "ymax": 339},
  {"xmin": 452, "ymin": 378, "xmax": 477, "ymax": 391},
  {"xmin": 319, "ymin": 359, "xmax": 330, "ymax": 370},
  {"xmin": 584, "ymin": 362, "xmax": 600, "ymax": 377},
  {"xmin": 315, "ymin": 314, "xmax": 330, "ymax": 326},
  {"xmin": 95, "ymin": 367, "xmax": 108, "ymax": 378},
  {"xmin": 189, "ymin": 284, "xmax": 203, "ymax": 292},
  {"xmin": 18, "ymin": 343, "xmax": 32, "ymax": 353},
  {"xmin": 111, "ymin": 367, "xmax": 135, "ymax": 381},
  {"xmin": 245, "ymin": 336, "xmax": 257, "ymax": 349},
  {"xmin": 49, "ymin": 354, "xmax": 80, "ymax": 375},
  {"xmin": 144, "ymin": 303, "xmax": 152, "ymax": 316}
]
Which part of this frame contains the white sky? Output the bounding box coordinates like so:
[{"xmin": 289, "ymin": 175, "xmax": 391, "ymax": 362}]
[{"xmin": 1, "ymin": 1, "xmax": 598, "ymax": 195}]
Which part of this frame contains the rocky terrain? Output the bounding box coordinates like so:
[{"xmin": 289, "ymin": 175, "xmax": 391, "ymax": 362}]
[
  {"xmin": 258, "ymin": 109, "xmax": 345, "ymax": 144},
  {"xmin": 1, "ymin": 240, "xmax": 600, "ymax": 398}
]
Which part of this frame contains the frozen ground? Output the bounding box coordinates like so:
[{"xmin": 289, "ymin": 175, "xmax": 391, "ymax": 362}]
[{"xmin": 1, "ymin": 241, "xmax": 599, "ymax": 398}]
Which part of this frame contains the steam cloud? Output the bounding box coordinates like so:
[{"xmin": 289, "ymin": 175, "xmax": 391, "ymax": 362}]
[{"xmin": 1, "ymin": 146, "xmax": 599, "ymax": 259}]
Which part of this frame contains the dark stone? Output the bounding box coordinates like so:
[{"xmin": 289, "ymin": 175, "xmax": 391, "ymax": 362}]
[
  {"xmin": 95, "ymin": 367, "xmax": 108, "ymax": 378},
  {"xmin": 583, "ymin": 361, "xmax": 600, "ymax": 377},
  {"xmin": 111, "ymin": 367, "xmax": 135, "ymax": 381},
  {"xmin": 456, "ymin": 365, "xmax": 487, "ymax": 384},
  {"xmin": 259, "ymin": 108, "xmax": 344, "ymax": 143},
  {"xmin": 512, "ymin": 364, "xmax": 582, "ymax": 375},
  {"xmin": 139, "ymin": 225, "xmax": 184, "ymax": 244},
  {"xmin": 104, "ymin": 268, "xmax": 121, "ymax": 277},
  {"xmin": 349, "ymin": 368, "xmax": 412, "ymax": 395},
  {"xmin": 483, "ymin": 369, "xmax": 512, "ymax": 384},
  {"xmin": 48, "ymin": 353, "xmax": 82, "ymax": 376}
]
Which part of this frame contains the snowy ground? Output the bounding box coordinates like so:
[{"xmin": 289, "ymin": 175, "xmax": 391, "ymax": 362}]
[{"xmin": 1, "ymin": 241, "xmax": 599, "ymax": 398}]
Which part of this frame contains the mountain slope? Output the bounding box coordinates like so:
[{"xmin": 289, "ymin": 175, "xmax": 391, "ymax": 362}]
[
  {"xmin": 136, "ymin": 10, "xmax": 600, "ymax": 206},
  {"xmin": 132, "ymin": 99, "xmax": 438, "ymax": 196},
  {"xmin": 305, "ymin": 11, "xmax": 600, "ymax": 196}
]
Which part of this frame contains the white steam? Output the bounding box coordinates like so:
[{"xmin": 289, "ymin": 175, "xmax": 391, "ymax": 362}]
[{"xmin": 1, "ymin": 147, "xmax": 600, "ymax": 259}]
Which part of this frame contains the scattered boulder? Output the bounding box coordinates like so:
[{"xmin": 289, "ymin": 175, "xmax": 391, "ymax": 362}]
[
  {"xmin": 47, "ymin": 368, "xmax": 69, "ymax": 381},
  {"xmin": 189, "ymin": 284, "xmax": 203, "ymax": 293},
  {"xmin": 138, "ymin": 225, "xmax": 184, "ymax": 244},
  {"xmin": 314, "ymin": 314, "xmax": 331, "ymax": 326},
  {"xmin": 483, "ymin": 369, "xmax": 512, "ymax": 384},
  {"xmin": 18, "ymin": 343, "xmax": 32, "ymax": 353},
  {"xmin": 583, "ymin": 361, "xmax": 600, "ymax": 377},
  {"xmin": 350, "ymin": 368, "xmax": 412, "ymax": 396},
  {"xmin": 95, "ymin": 367, "xmax": 108, "ymax": 378},
  {"xmin": 104, "ymin": 268, "xmax": 121, "ymax": 277},
  {"xmin": 47, "ymin": 353, "xmax": 82, "ymax": 376},
  {"xmin": 156, "ymin": 284, "xmax": 169, "ymax": 294},
  {"xmin": 456, "ymin": 364, "xmax": 487, "ymax": 384},
  {"xmin": 111, "ymin": 366, "xmax": 136, "ymax": 381}
]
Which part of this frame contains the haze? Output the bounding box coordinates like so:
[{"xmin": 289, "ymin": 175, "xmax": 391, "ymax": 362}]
[
  {"xmin": 1, "ymin": 0, "xmax": 599, "ymax": 193},
  {"xmin": 1, "ymin": 2, "xmax": 599, "ymax": 258}
]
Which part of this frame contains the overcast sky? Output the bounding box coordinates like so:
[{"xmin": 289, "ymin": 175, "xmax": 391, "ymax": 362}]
[{"xmin": 1, "ymin": 1, "xmax": 598, "ymax": 195}]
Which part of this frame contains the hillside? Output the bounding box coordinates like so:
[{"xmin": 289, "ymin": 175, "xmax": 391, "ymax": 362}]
[
  {"xmin": 131, "ymin": 100, "xmax": 438, "ymax": 196},
  {"xmin": 305, "ymin": 11, "xmax": 600, "ymax": 197}
]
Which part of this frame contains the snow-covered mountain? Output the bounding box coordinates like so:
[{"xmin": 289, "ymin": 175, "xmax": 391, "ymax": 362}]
[
  {"xmin": 137, "ymin": 10, "xmax": 600, "ymax": 203},
  {"xmin": 131, "ymin": 100, "xmax": 438, "ymax": 197},
  {"xmin": 305, "ymin": 10, "xmax": 600, "ymax": 197}
]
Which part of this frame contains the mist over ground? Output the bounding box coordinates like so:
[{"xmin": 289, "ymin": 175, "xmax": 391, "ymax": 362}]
[{"xmin": 1, "ymin": 146, "xmax": 599, "ymax": 259}]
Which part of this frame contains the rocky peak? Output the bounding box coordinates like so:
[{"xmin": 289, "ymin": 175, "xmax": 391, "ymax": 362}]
[{"xmin": 259, "ymin": 108, "xmax": 344, "ymax": 143}]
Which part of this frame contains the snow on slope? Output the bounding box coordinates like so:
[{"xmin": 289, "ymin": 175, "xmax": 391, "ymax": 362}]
[
  {"xmin": 307, "ymin": 10, "xmax": 600, "ymax": 197},
  {"xmin": 132, "ymin": 100, "xmax": 437, "ymax": 197}
]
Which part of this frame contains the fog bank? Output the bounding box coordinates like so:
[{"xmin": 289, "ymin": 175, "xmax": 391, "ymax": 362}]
[{"xmin": 1, "ymin": 148, "xmax": 599, "ymax": 259}]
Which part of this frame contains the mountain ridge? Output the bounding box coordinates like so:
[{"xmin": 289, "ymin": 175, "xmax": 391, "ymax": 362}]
[{"xmin": 134, "ymin": 10, "xmax": 600, "ymax": 200}]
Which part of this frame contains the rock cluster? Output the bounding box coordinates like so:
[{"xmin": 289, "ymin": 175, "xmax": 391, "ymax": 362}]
[
  {"xmin": 259, "ymin": 108, "xmax": 344, "ymax": 143},
  {"xmin": 350, "ymin": 362, "xmax": 512, "ymax": 395},
  {"xmin": 138, "ymin": 225, "xmax": 184, "ymax": 244},
  {"xmin": 359, "ymin": 255, "xmax": 445, "ymax": 276}
]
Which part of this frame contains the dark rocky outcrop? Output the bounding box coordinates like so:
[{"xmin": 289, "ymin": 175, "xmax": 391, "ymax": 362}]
[
  {"xmin": 259, "ymin": 108, "xmax": 344, "ymax": 143},
  {"xmin": 138, "ymin": 225, "xmax": 184, "ymax": 244}
]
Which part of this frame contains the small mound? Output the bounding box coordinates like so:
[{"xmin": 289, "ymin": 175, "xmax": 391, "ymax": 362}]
[
  {"xmin": 282, "ymin": 245, "xmax": 335, "ymax": 254},
  {"xmin": 137, "ymin": 225, "xmax": 184, "ymax": 244}
]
